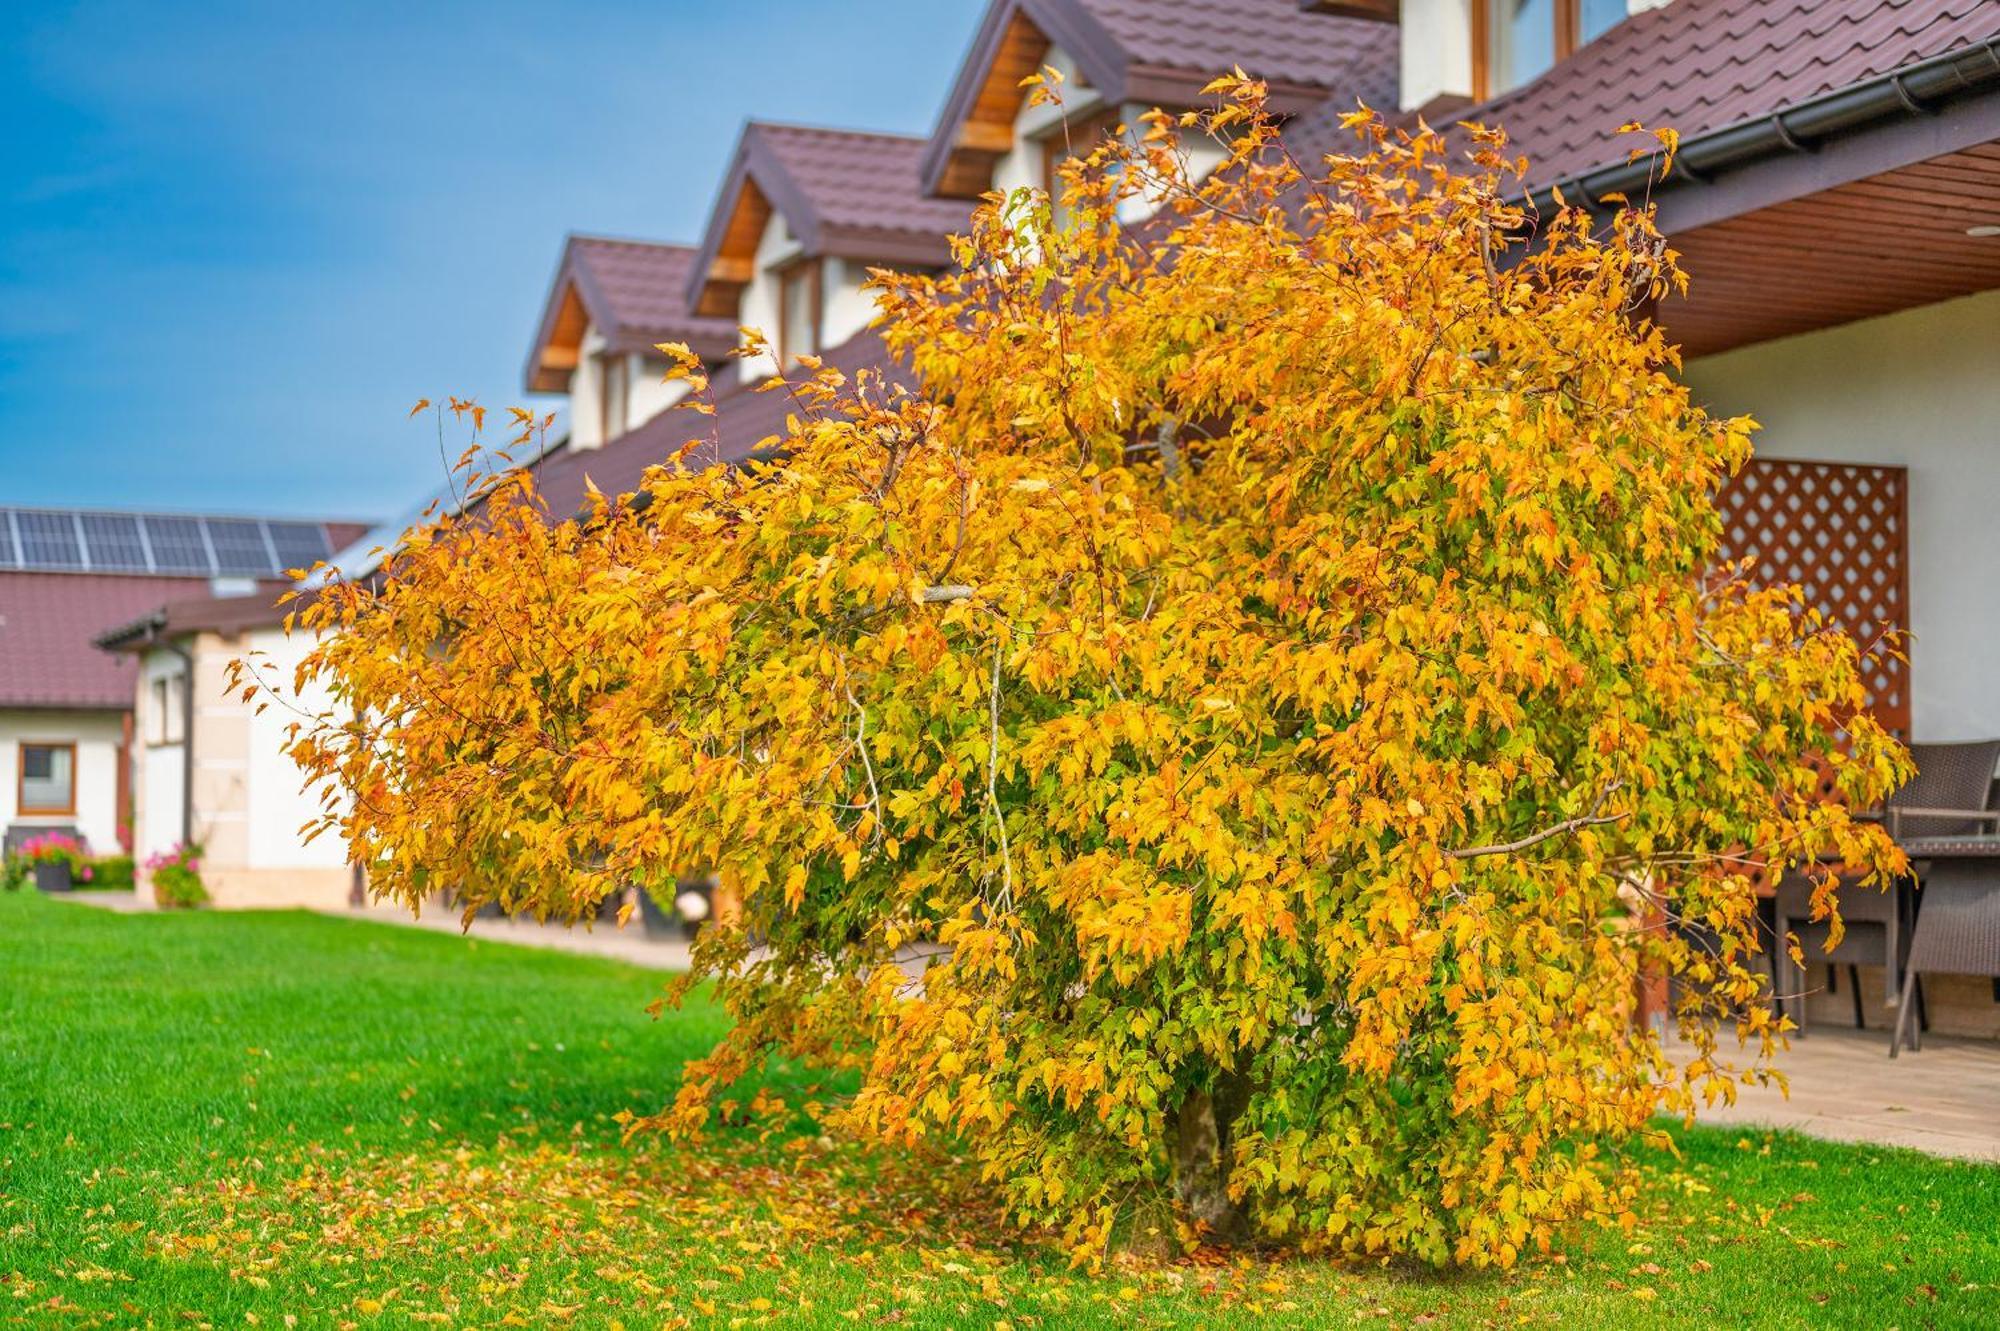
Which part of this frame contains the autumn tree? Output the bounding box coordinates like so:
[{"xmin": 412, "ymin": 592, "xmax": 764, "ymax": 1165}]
[{"xmin": 273, "ymin": 86, "xmax": 1906, "ymax": 1266}]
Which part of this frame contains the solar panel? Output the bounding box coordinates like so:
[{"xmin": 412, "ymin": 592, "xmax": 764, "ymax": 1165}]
[
  {"xmin": 0, "ymin": 509, "xmax": 343, "ymax": 578},
  {"xmin": 16, "ymin": 510, "xmax": 84, "ymax": 569},
  {"xmin": 141, "ymin": 516, "xmax": 212, "ymax": 574},
  {"xmin": 78, "ymin": 512, "xmax": 150, "ymax": 572},
  {"xmin": 205, "ymin": 518, "xmax": 274, "ymax": 575},
  {"xmin": 265, "ymin": 520, "xmax": 333, "ymax": 571}
]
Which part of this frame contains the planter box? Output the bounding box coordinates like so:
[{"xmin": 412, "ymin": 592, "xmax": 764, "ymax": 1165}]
[{"xmin": 33, "ymin": 861, "xmax": 74, "ymax": 893}]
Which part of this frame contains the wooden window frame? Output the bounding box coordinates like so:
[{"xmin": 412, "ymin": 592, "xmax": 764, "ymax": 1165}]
[
  {"xmin": 776, "ymin": 257, "xmax": 824, "ymax": 367},
  {"xmin": 18, "ymin": 741, "xmax": 78, "ymax": 817},
  {"xmin": 1472, "ymin": 0, "xmax": 1614, "ymax": 102}
]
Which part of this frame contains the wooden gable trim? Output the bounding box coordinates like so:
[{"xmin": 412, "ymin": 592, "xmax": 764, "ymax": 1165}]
[
  {"xmin": 695, "ymin": 176, "xmax": 773, "ymax": 318},
  {"xmin": 935, "ymin": 6, "xmax": 1052, "ymax": 199}
]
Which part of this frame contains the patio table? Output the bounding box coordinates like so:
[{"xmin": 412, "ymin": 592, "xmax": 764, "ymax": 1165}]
[{"xmin": 1890, "ymin": 835, "xmax": 2000, "ymax": 1057}]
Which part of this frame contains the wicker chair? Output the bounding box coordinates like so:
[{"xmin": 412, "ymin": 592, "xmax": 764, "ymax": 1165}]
[{"xmin": 1776, "ymin": 739, "xmax": 2000, "ymax": 1042}]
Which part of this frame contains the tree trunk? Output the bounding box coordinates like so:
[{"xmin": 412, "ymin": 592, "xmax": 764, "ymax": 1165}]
[{"xmin": 1170, "ymin": 1066, "xmax": 1253, "ymax": 1241}]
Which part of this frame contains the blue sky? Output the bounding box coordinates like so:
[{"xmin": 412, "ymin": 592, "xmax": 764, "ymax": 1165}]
[{"xmin": 0, "ymin": 0, "xmax": 982, "ymax": 521}]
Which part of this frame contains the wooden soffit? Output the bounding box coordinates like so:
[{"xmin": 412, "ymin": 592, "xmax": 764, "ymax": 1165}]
[{"xmin": 1662, "ymin": 139, "xmax": 2000, "ymax": 357}]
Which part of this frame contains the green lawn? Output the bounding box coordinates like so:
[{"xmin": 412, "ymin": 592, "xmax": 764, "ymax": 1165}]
[{"xmin": 3, "ymin": 890, "xmax": 1996, "ymax": 1329}]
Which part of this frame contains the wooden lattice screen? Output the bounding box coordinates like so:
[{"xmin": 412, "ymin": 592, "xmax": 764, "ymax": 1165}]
[{"xmin": 1713, "ymin": 457, "xmax": 1911, "ymax": 737}]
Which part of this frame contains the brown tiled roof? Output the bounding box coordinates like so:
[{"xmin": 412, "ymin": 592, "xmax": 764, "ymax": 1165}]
[
  {"xmin": 525, "ymin": 237, "xmax": 739, "ymax": 393},
  {"xmin": 920, "ymin": 0, "xmax": 1399, "ymax": 195},
  {"xmin": 686, "ymin": 124, "xmax": 979, "ymax": 317},
  {"xmin": 524, "ymin": 330, "xmax": 899, "ymax": 520},
  {"xmin": 1072, "ymin": 0, "xmax": 1399, "ymax": 96},
  {"xmin": 754, "ymin": 125, "xmax": 979, "ymax": 245},
  {"xmin": 570, "ymin": 238, "xmax": 737, "ymax": 347},
  {"xmin": 1472, "ymin": 0, "xmax": 2000, "ymax": 189},
  {"xmin": 95, "ymin": 582, "xmax": 294, "ymax": 651},
  {"xmin": 0, "ymin": 572, "xmax": 213, "ymax": 709}
]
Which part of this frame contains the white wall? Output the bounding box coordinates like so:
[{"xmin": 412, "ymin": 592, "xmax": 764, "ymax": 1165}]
[
  {"xmin": 1399, "ymin": 0, "xmax": 1476, "ymax": 112},
  {"xmin": 567, "ymin": 324, "xmax": 609, "ymax": 449},
  {"xmin": 627, "ymin": 352, "xmax": 691, "ymax": 428},
  {"xmin": 1397, "ymin": 0, "xmax": 1667, "ymax": 111},
  {"xmin": 821, "ymin": 257, "xmax": 878, "ymax": 353},
  {"xmin": 241, "ymin": 627, "xmax": 349, "ymax": 872},
  {"xmin": 1682, "ymin": 289, "xmax": 2000, "ymax": 742},
  {"xmin": 565, "ymin": 327, "xmax": 692, "ymax": 449},
  {"xmin": 0, "ymin": 708, "xmax": 124, "ymax": 853},
  {"xmin": 135, "ymin": 648, "xmax": 186, "ymax": 861},
  {"xmin": 737, "ymin": 210, "xmax": 800, "ymax": 382}
]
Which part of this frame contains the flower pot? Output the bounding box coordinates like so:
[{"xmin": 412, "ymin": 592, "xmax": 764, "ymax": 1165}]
[{"xmin": 34, "ymin": 861, "xmax": 74, "ymax": 893}]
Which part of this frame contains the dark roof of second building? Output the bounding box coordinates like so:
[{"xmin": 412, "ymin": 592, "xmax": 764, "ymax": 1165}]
[
  {"xmin": 1470, "ymin": 0, "xmax": 2000, "ymax": 189},
  {"xmin": 524, "ymin": 329, "xmax": 899, "ymax": 520},
  {"xmin": 1, "ymin": 572, "xmax": 216, "ymax": 708}
]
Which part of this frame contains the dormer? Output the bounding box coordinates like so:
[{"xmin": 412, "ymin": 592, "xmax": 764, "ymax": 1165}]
[
  {"xmin": 919, "ymin": 0, "xmax": 1399, "ymax": 205},
  {"xmin": 523, "ymin": 237, "xmax": 737, "ymax": 451},
  {"xmin": 686, "ymin": 123, "xmax": 976, "ymax": 382},
  {"xmin": 1396, "ymin": 0, "xmax": 1659, "ymax": 115}
]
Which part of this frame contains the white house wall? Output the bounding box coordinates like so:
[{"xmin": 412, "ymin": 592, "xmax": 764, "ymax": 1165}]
[
  {"xmin": 565, "ymin": 325, "xmax": 691, "ymax": 450},
  {"xmin": 821, "ymin": 257, "xmax": 878, "ymax": 352},
  {"xmin": 1681, "ymin": 288, "xmax": 2000, "ymax": 742},
  {"xmin": 135, "ymin": 647, "xmax": 187, "ymax": 862},
  {"xmin": 738, "ymin": 211, "xmax": 803, "ymax": 382},
  {"xmin": 0, "ymin": 708, "xmax": 124, "ymax": 853},
  {"xmin": 1398, "ymin": 0, "xmax": 1476, "ymax": 113},
  {"xmin": 627, "ymin": 352, "xmax": 691, "ymax": 428},
  {"xmin": 1396, "ymin": 0, "xmax": 1670, "ymax": 112},
  {"xmin": 568, "ymin": 323, "xmax": 609, "ymax": 449},
  {"xmin": 242, "ymin": 626, "xmax": 349, "ymax": 872}
]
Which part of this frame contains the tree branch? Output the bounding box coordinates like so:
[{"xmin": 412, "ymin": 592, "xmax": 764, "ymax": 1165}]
[{"xmin": 1447, "ymin": 782, "xmax": 1626, "ymax": 860}]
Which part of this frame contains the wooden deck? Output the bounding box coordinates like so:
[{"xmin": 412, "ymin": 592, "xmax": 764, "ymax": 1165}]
[{"xmin": 1683, "ymin": 1026, "xmax": 2000, "ymax": 1162}]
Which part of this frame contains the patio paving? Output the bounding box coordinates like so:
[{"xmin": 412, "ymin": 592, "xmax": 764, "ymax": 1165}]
[
  {"xmin": 344, "ymin": 899, "xmax": 694, "ymax": 970},
  {"xmin": 1683, "ymin": 1025, "xmax": 2000, "ymax": 1162},
  {"xmin": 54, "ymin": 888, "xmax": 692, "ymax": 970}
]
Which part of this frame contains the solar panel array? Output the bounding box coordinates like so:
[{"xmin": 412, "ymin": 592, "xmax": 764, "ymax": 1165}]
[{"xmin": 0, "ymin": 509, "xmax": 339, "ymax": 577}]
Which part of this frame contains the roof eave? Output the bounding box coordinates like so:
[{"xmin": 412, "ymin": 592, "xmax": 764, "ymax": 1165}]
[
  {"xmin": 1517, "ymin": 37, "xmax": 2000, "ymax": 229},
  {"xmin": 93, "ymin": 610, "xmax": 169, "ymax": 654}
]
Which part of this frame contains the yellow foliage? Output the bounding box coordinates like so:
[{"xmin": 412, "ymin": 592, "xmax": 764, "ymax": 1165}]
[{"xmin": 269, "ymin": 91, "xmax": 1906, "ymax": 1269}]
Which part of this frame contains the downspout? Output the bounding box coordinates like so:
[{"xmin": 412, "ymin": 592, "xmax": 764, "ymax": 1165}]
[
  {"xmin": 1522, "ymin": 37, "xmax": 2000, "ymax": 214},
  {"xmin": 166, "ymin": 637, "xmax": 195, "ymax": 849}
]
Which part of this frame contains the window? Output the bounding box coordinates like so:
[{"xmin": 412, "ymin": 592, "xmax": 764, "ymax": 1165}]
[
  {"xmin": 599, "ymin": 353, "xmax": 631, "ymax": 442},
  {"xmin": 18, "ymin": 742, "xmax": 76, "ymax": 815},
  {"xmin": 777, "ymin": 258, "xmax": 822, "ymax": 366},
  {"xmin": 1479, "ymin": 0, "xmax": 1629, "ymax": 98}
]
